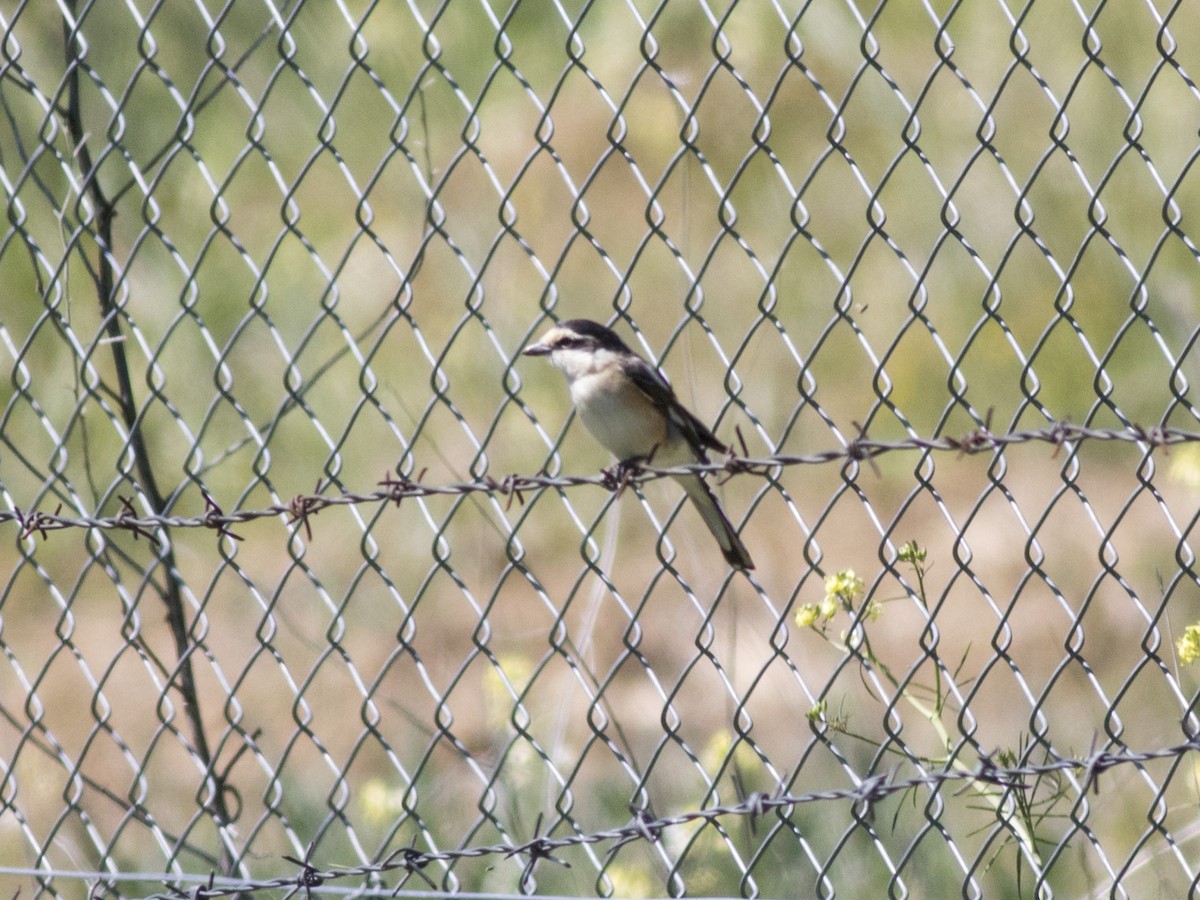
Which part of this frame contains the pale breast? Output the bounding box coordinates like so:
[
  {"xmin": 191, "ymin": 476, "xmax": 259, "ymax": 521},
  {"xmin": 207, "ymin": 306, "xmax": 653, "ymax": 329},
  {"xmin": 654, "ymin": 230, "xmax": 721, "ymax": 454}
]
[{"xmin": 571, "ymin": 371, "xmax": 668, "ymax": 462}]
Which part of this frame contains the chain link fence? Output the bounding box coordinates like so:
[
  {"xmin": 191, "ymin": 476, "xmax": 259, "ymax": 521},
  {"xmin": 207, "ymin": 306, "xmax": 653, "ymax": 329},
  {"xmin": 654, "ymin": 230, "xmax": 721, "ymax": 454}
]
[{"xmin": 2, "ymin": 0, "xmax": 1200, "ymax": 897}]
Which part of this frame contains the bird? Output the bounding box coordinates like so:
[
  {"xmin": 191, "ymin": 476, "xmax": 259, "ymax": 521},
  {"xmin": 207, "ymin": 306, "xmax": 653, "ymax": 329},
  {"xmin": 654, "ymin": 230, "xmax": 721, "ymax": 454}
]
[{"xmin": 523, "ymin": 318, "xmax": 754, "ymax": 570}]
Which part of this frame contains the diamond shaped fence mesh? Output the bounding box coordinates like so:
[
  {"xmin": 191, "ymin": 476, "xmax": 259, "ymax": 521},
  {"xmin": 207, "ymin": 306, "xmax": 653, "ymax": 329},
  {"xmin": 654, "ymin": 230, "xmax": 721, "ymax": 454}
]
[{"xmin": 2, "ymin": 1, "xmax": 1200, "ymax": 897}]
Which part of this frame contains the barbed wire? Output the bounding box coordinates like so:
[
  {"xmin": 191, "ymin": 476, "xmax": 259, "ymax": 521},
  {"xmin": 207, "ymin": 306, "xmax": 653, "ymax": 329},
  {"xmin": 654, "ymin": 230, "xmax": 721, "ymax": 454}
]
[
  {"xmin": 14, "ymin": 736, "xmax": 1189, "ymax": 898},
  {"xmin": 4, "ymin": 421, "xmax": 1196, "ymax": 545}
]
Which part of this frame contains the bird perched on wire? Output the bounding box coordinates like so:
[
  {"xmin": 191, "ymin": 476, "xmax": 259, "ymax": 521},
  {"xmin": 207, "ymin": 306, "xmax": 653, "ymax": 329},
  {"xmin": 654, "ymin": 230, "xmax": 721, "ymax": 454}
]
[{"xmin": 523, "ymin": 318, "xmax": 754, "ymax": 570}]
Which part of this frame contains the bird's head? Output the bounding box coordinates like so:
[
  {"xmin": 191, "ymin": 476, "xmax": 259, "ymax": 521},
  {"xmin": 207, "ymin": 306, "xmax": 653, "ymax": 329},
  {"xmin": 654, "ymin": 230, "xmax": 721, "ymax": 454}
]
[{"xmin": 523, "ymin": 319, "xmax": 634, "ymax": 380}]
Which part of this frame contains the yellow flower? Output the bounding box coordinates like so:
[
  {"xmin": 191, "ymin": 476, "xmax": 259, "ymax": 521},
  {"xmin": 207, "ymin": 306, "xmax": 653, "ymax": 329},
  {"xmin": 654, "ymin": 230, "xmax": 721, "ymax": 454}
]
[
  {"xmin": 825, "ymin": 570, "xmax": 864, "ymax": 604},
  {"xmin": 1177, "ymin": 624, "xmax": 1200, "ymax": 665},
  {"xmin": 898, "ymin": 541, "xmax": 926, "ymax": 563},
  {"xmin": 819, "ymin": 595, "xmax": 840, "ymax": 619},
  {"xmin": 795, "ymin": 603, "xmax": 820, "ymax": 628}
]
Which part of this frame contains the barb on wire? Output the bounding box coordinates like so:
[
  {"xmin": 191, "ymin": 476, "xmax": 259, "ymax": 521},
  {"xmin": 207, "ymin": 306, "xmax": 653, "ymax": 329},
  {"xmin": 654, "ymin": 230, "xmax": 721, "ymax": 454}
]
[
  {"xmin": 280, "ymin": 843, "xmax": 325, "ymax": 900},
  {"xmin": 507, "ymin": 813, "xmax": 571, "ymax": 893},
  {"xmin": 3, "ymin": 421, "xmax": 1196, "ymax": 543},
  {"xmin": 115, "ymin": 495, "xmax": 161, "ymax": 545},
  {"xmin": 201, "ymin": 490, "xmax": 244, "ymax": 543},
  {"xmin": 15, "ymin": 503, "xmax": 60, "ymax": 541},
  {"xmin": 378, "ymin": 837, "xmax": 437, "ymax": 890}
]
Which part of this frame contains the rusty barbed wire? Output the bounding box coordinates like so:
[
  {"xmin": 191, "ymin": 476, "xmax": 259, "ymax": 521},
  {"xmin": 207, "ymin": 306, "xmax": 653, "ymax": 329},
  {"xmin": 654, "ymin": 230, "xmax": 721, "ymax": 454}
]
[
  {"xmin": 3, "ymin": 421, "xmax": 1195, "ymax": 543},
  {"xmin": 32, "ymin": 736, "xmax": 1185, "ymax": 898}
]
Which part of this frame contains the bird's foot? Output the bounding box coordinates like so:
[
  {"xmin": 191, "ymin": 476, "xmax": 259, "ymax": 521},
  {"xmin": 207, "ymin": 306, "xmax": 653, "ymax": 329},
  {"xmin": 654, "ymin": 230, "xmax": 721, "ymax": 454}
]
[{"xmin": 601, "ymin": 455, "xmax": 651, "ymax": 497}]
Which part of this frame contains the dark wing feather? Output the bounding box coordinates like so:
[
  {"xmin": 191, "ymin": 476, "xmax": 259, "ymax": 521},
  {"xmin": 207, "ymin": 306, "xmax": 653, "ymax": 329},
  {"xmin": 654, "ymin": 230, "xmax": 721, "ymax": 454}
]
[{"xmin": 625, "ymin": 361, "xmax": 727, "ymax": 458}]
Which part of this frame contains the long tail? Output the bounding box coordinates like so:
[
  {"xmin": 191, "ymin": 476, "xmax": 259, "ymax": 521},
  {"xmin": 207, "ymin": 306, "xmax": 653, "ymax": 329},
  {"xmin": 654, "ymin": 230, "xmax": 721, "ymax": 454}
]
[{"xmin": 675, "ymin": 474, "xmax": 755, "ymax": 570}]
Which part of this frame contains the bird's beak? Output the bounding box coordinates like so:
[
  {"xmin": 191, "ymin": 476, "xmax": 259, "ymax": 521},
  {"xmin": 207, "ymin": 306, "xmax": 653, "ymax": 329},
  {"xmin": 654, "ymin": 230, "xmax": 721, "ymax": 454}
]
[{"xmin": 522, "ymin": 340, "xmax": 551, "ymax": 357}]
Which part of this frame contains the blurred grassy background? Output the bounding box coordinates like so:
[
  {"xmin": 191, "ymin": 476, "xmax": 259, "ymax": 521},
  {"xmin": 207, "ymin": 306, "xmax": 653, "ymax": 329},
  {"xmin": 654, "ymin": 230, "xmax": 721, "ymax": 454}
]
[{"xmin": 1, "ymin": 1, "xmax": 1199, "ymax": 897}]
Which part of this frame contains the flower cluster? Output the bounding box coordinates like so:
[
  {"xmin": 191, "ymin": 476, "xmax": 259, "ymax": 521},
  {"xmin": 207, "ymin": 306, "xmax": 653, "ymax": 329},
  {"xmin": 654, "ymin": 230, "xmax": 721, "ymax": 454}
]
[
  {"xmin": 795, "ymin": 569, "xmax": 875, "ymax": 629},
  {"xmin": 1177, "ymin": 624, "xmax": 1200, "ymax": 666}
]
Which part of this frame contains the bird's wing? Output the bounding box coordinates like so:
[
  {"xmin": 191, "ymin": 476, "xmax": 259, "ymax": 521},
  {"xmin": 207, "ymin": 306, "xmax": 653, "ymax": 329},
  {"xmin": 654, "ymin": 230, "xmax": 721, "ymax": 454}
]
[{"xmin": 625, "ymin": 362, "xmax": 727, "ymax": 458}]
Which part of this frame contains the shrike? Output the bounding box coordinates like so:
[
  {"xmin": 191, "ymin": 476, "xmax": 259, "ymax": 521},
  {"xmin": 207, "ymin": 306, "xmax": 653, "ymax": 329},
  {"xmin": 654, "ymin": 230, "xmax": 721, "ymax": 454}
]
[{"xmin": 523, "ymin": 319, "xmax": 754, "ymax": 570}]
